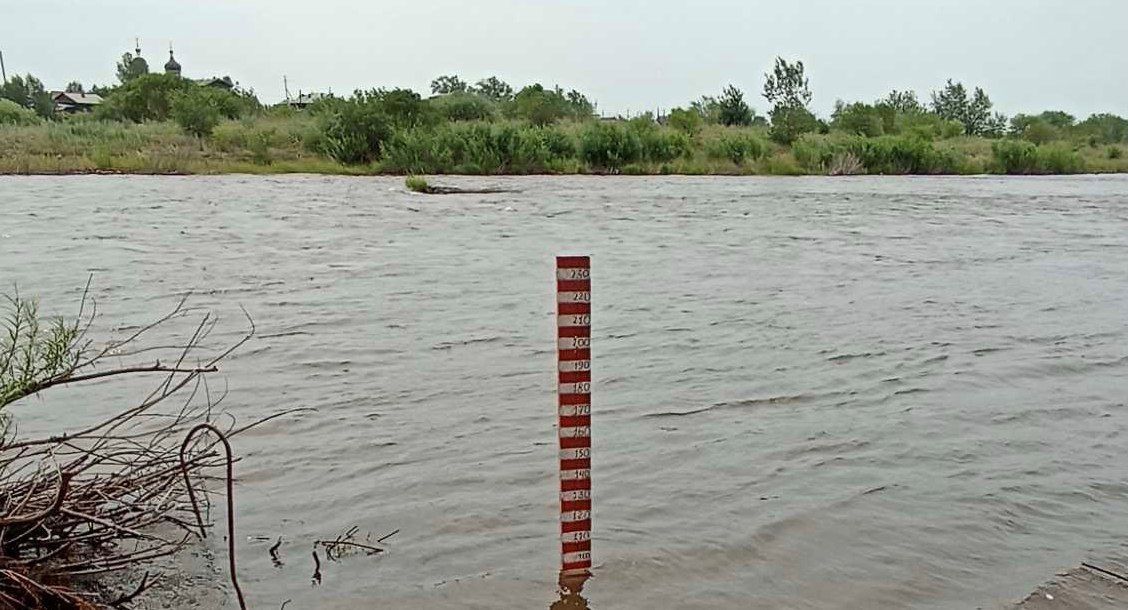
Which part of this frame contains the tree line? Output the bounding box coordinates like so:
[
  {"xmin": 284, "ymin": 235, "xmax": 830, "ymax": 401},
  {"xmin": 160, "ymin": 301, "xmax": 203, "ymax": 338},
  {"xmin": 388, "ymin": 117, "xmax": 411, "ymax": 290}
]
[{"xmin": 2, "ymin": 53, "xmax": 1126, "ymax": 173}]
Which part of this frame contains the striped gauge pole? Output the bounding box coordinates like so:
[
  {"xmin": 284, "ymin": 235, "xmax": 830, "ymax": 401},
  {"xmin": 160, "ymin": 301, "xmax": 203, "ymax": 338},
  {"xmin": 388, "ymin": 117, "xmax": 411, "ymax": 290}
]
[{"xmin": 556, "ymin": 255, "xmax": 593, "ymax": 580}]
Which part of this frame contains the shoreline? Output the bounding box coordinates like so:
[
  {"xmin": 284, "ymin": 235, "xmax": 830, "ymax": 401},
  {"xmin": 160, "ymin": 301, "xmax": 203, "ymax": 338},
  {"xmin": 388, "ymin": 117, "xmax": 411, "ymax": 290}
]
[{"xmin": 3, "ymin": 168, "xmax": 1128, "ymax": 178}]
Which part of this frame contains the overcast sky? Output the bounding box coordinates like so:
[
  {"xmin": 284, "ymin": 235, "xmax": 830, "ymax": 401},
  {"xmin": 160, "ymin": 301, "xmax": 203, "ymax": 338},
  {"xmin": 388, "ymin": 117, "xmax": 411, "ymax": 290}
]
[{"xmin": 2, "ymin": 0, "xmax": 1125, "ymax": 118}]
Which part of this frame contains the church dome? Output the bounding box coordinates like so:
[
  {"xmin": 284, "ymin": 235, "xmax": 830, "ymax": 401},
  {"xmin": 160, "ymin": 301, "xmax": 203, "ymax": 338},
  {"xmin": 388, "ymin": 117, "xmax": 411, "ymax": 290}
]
[{"xmin": 165, "ymin": 49, "xmax": 181, "ymax": 75}]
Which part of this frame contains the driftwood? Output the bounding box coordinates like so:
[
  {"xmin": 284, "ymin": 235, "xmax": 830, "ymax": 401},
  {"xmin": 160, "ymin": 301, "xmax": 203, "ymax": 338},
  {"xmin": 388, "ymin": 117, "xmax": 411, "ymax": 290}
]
[{"xmin": 0, "ymin": 286, "xmax": 300, "ymax": 609}]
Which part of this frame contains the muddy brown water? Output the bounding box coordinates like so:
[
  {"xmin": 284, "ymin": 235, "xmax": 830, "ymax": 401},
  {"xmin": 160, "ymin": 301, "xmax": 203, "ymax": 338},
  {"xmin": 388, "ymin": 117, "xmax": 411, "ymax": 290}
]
[{"xmin": 2, "ymin": 174, "xmax": 1128, "ymax": 609}]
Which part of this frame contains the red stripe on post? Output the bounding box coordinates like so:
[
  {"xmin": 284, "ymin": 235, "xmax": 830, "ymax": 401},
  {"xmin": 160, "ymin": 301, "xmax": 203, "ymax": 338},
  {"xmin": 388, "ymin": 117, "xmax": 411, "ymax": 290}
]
[
  {"xmin": 561, "ymin": 500, "xmax": 592, "ymax": 513},
  {"xmin": 561, "ymin": 478, "xmax": 595, "ymax": 491},
  {"xmin": 562, "ymin": 540, "xmax": 592, "ymax": 553},
  {"xmin": 561, "ymin": 498, "xmax": 595, "ymax": 514},
  {"xmin": 556, "ymin": 256, "xmax": 590, "ymax": 268},
  {"xmin": 561, "ymin": 519, "xmax": 592, "ymax": 533},
  {"xmin": 560, "ymin": 458, "xmax": 591, "ymax": 471},
  {"xmin": 558, "ymin": 349, "xmax": 591, "ymax": 361},
  {"xmin": 559, "ymin": 416, "xmax": 591, "ymax": 429},
  {"xmin": 558, "ymin": 394, "xmax": 590, "ymax": 406},
  {"xmin": 559, "ymin": 371, "xmax": 591, "ymax": 384},
  {"xmin": 558, "ymin": 302, "xmax": 592, "ymax": 315},
  {"xmin": 557, "ymin": 326, "xmax": 591, "ymax": 338},
  {"xmin": 559, "ymin": 436, "xmax": 591, "ymax": 450},
  {"xmin": 557, "ymin": 279, "xmax": 591, "ymax": 292}
]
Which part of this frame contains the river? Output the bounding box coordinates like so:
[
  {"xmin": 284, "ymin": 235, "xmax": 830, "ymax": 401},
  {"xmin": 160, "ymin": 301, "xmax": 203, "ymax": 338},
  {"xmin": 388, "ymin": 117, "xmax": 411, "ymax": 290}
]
[{"xmin": 2, "ymin": 174, "xmax": 1128, "ymax": 609}]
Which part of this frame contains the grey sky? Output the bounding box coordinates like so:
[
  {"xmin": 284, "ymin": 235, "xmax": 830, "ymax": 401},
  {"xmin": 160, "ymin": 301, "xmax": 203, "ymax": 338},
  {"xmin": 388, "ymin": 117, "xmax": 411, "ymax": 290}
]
[{"xmin": 3, "ymin": 0, "xmax": 1125, "ymax": 118}]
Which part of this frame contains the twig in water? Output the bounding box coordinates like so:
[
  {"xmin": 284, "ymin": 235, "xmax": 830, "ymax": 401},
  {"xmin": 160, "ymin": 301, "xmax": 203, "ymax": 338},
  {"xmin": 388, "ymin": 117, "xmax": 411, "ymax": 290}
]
[
  {"xmin": 270, "ymin": 537, "xmax": 284, "ymax": 567},
  {"xmin": 311, "ymin": 550, "xmax": 322, "ymax": 586},
  {"xmin": 1082, "ymin": 562, "xmax": 1128, "ymax": 583},
  {"xmin": 179, "ymin": 423, "xmax": 246, "ymax": 610}
]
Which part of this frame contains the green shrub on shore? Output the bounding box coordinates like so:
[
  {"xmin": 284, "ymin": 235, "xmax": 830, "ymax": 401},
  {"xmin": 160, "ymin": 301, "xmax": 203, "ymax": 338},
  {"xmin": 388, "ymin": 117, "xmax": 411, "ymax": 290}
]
[
  {"xmin": 579, "ymin": 122, "xmax": 642, "ymax": 170},
  {"xmin": 0, "ymin": 99, "xmax": 40, "ymax": 126},
  {"xmin": 990, "ymin": 139, "xmax": 1086, "ymax": 174},
  {"xmin": 405, "ymin": 175, "xmax": 429, "ymax": 192},
  {"xmin": 382, "ymin": 121, "xmax": 576, "ymax": 174},
  {"xmin": 704, "ymin": 131, "xmax": 770, "ymax": 165},
  {"xmin": 794, "ymin": 133, "xmax": 961, "ymax": 175}
]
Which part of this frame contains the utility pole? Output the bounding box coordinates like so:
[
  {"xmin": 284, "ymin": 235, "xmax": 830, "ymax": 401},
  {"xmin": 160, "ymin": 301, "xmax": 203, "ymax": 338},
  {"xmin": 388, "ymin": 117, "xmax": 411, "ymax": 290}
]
[
  {"xmin": 0, "ymin": 49, "xmax": 7, "ymax": 84},
  {"xmin": 283, "ymin": 75, "xmax": 291, "ymax": 101}
]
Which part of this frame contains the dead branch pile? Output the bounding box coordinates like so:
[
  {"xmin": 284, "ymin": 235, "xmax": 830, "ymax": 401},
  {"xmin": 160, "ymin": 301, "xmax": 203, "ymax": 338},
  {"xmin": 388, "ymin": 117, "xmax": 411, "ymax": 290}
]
[{"xmin": 0, "ymin": 288, "xmax": 282, "ymax": 609}]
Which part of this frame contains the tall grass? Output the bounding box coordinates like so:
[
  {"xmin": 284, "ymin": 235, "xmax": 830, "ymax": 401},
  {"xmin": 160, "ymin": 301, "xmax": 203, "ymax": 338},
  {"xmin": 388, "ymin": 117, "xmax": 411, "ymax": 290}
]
[{"xmin": 1, "ymin": 113, "xmax": 1126, "ymax": 176}]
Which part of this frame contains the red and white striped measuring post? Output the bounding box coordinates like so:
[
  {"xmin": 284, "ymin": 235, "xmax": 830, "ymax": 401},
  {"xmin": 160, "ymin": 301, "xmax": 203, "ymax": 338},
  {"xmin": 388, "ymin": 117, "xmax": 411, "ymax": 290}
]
[{"xmin": 556, "ymin": 255, "xmax": 593, "ymax": 581}]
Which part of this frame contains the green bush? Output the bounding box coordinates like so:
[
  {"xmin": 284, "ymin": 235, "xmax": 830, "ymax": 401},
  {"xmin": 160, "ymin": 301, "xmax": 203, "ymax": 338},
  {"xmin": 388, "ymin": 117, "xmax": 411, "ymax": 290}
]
[
  {"xmin": 314, "ymin": 98, "xmax": 392, "ymax": 164},
  {"xmin": 1019, "ymin": 119, "xmax": 1060, "ymax": 145},
  {"xmin": 768, "ymin": 105, "xmax": 819, "ymax": 145},
  {"xmin": 96, "ymin": 74, "xmax": 190, "ymax": 122},
  {"xmin": 990, "ymin": 140, "xmax": 1085, "ymax": 174},
  {"xmin": 0, "ymin": 99, "xmax": 39, "ymax": 125},
  {"xmin": 381, "ymin": 122, "xmax": 575, "ymax": 174},
  {"xmin": 510, "ymin": 84, "xmax": 592, "ymax": 126},
  {"xmin": 1109, "ymin": 146, "xmax": 1123, "ymax": 160},
  {"xmin": 1037, "ymin": 144, "xmax": 1085, "ymax": 174},
  {"xmin": 579, "ymin": 122, "xmax": 643, "ymax": 170},
  {"xmin": 431, "ymin": 92, "xmax": 496, "ymax": 122},
  {"xmin": 893, "ymin": 112, "xmax": 964, "ymax": 140},
  {"xmin": 171, "ymin": 87, "xmax": 239, "ymax": 137},
  {"xmin": 794, "ymin": 133, "xmax": 959, "ymax": 174},
  {"xmin": 991, "ymin": 139, "xmax": 1039, "ymax": 174},
  {"xmin": 830, "ymin": 101, "xmax": 886, "ymax": 137},
  {"xmin": 705, "ymin": 132, "xmax": 769, "ymax": 164},
  {"xmin": 668, "ymin": 107, "xmax": 703, "ymax": 137},
  {"xmin": 625, "ymin": 117, "xmax": 690, "ymax": 162},
  {"xmin": 860, "ymin": 135, "xmax": 959, "ymax": 174},
  {"xmin": 792, "ymin": 134, "xmax": 857, "ymax": 172}
]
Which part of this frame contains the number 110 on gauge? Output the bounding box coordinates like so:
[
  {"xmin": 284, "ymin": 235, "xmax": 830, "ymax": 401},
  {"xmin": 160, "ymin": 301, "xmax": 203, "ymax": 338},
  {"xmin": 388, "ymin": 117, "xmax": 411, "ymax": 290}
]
[{"xmin": 556, "ymin": 256, "xmax": 592, "ymax": 577}]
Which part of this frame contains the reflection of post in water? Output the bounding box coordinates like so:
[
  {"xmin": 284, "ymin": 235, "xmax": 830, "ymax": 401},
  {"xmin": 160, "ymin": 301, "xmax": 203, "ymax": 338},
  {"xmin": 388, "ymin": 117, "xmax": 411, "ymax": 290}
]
[{"xmin": 551, "ymin": 571, "xmax": 592, "ymax": 610}]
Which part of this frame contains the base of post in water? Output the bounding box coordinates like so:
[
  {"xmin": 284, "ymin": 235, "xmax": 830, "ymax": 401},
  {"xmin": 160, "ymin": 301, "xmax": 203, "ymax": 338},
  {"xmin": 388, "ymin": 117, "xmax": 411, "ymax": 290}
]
[{"xmin": 558, "ymin": 569, "xmax": 592, "ymax": 594}]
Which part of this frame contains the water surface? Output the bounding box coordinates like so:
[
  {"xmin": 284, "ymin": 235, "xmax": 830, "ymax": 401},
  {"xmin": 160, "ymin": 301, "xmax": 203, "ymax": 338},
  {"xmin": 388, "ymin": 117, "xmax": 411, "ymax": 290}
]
[{"xmin": 2, "ymin": 174, "xmax": 1128, "ymax": 609}]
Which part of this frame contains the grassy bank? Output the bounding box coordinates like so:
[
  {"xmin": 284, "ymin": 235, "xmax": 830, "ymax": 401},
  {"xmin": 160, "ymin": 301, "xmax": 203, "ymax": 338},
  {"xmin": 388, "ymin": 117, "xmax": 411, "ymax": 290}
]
[{"xmin": 2, "ymin": 114, "xmax": 1127, "ymax": 176}]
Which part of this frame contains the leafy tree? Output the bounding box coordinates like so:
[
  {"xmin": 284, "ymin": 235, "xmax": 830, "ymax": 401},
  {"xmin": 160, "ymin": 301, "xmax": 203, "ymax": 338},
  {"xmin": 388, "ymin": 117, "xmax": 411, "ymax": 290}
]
[
  {"xmin": 831, "ymin": 101, "xmax": 885, "ymax": 137},
  {"xmin": 96, "ymin": 73, "xmax": 190, "ymax": 122},
  {"xmin": 0, "ymin": 74, "xmax": 53, "ymax": 118},
  {"xmin": 511, "ymin": 84, "xmax": 589, "ymax": 126},
  {"xmin": 374, "ymin": 88, "xmax": 435, "ymax": 128},
  {"xmin": 763, "ymin": 57, "xmax": 812, "ymax": 110},
  {"xmin": 982, "ymin": 112, "xmax": 1008, "ymax": 139},
  {"xmin": 717, "ymin": 85, "xmax": 753, "ymax": 126},
  {"xmin": 690, "ymin": 96, "xmax": 723, "ymax": 124},
  {"xmin": 881, "ymin": 90, "xmax": 924, "ymax": 114},
  {"xmin": 1016, "ymin": 118, "xmax": 1060, "ymax": 145},
  {"xmin": 1038, "ymin": 110, "xmax": 1075, "ymax": 129},
  {"xmin": 430, "ymin": 75, "xmax": 468, "ymax": 95},
  {"xmin": 668, "ymin": 107, "xmax": 704, "ymax": 137},
  {"xmin": 0, "ymin": 98, "xmax": 40, "ymax": 125},
  {"xmin": 171, "ymin": 87, "xmax": 229, "ymax": 137},
  {"xmin": 431, "ymin": 92, "xmax": 496, "ymax": 121},
  {"xmin": 1075, "ymin": 113, "xmax": 1128, "ymax": 144},
  {"xmin": 930, "ymin": 80, "xmax": 1000, "ymax": 136},
  {"xmin": 473, "ymin": 76, "xmax": 514, "ymax": 102},
  {"xmin": 769, "ymin": 105, "xmax": 819, "ymax": 145},
  {"xmin": 565, "ymin": 89, "xmax": 595, "ymax": 116},
  {"xmin": 116, "ymin": 52, "xmax": 149, "ymax": 84},
  {"xmin": 64, "ymin": 81, "xmax": 85, "ymax": 94}
]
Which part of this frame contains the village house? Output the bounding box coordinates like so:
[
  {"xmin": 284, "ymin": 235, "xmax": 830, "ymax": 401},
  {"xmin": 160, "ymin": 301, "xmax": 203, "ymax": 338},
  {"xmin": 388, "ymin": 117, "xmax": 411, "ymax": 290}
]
[{"xmin": 51, "ymin": 91, "xmax": 103, "ymax": 114}]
